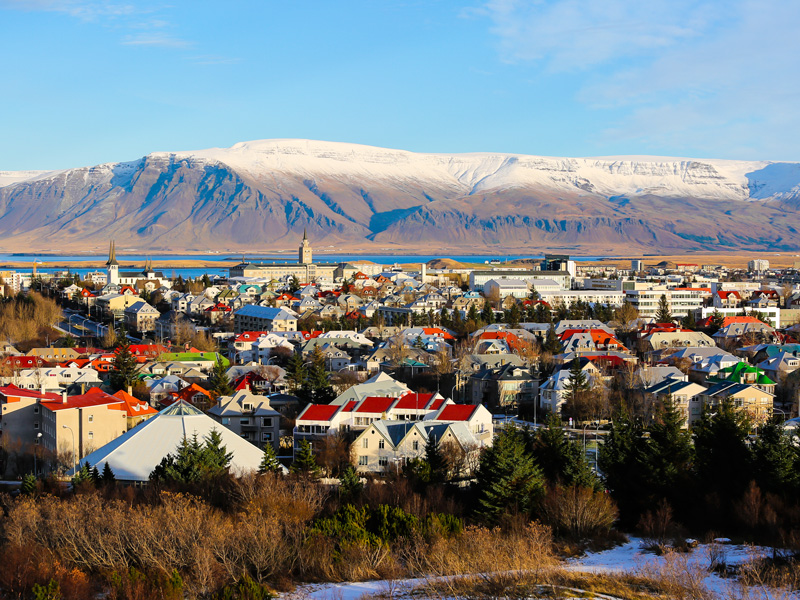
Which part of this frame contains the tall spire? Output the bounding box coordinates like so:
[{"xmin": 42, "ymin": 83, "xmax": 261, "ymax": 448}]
[
  {"xmin": 303, "ymin": 227, "xmax": 307, "ymax": 241},
  {"xmin": 106, "ymin": 240, "xmax": 118, "ymax": 266}
]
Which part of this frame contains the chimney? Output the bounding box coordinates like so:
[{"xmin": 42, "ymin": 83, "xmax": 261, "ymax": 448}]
[
  {"xmin": 127, "ymin": 385, "xmax": 132, "ymax": 395},
  {"xmin": 40, "ymin": 384, "xmax": 46, "ymax": 396},
  {"xmin": 62, "ymin": 391, "xmax": 68, "ymax": 404}
]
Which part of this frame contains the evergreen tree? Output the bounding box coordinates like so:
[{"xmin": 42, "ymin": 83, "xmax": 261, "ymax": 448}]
[
  {"xmin": 285, "ymin": 351, "xmax": 307, "ymax": 394},
  {"xmin": 101, "ymin": 461, "xmax": 116, "ymax": 485},
  {"xmin": 709, "ymin": 309, "xmax": 725, "ymax": 334},
  {"xmin": 424, "ymin": 431, "xmax": 447, "ymax": 483},
  {"xmin": 451, "ymin": 307, "xmax": 464, "ymax": 334},
  {"xmin": 530, "ymin": 416, "xmax": 600, "ymax": 490},
  {"xmin": 475, "ymin": 426, "xmax": 546, "ymax": 522},
  {"xmin": 466, "ymin": 303, "xmax": 480, "ymax": 324},
  {"xmin": 654, "ymin": 294, "xmax": 673, "ymax": 324},
  {"xmin": 753, "ymin": 419, "xmax": 799, "ymax": 496},
  {"xmin": 20, "ymin": 474, "xmax": 37, "ymax": 496},
  {"xmin": 339, "ymin": 465, "xmax": 363, "ymax": 497},
  {"xmin": 481, "ymin": 302, "xmax": 495, "ymax": 325},
  {"xmin": 291, "ymin": 439, "xmax": 321, "ymax": 477},
  {"xmin": 109, "ymin": 341, "xmax": 141, "ymax": 392},
  {"xmin": 507, "ymin": 304, "xmax": 521, "ymax": 329},
  {"xmin": 534, "ymin": 302, "xmax": 552, "ymax": 324},
  {"xmin": 598, "ymin": 412, "xmax": 648, "ymax": 523},
  {"xmin": 681, "ymin": 310, "xmax": 697, "ymax": 330},
  {"xmin": 543, "ymin": 324, "xmax": 562, "ymax": 354},
  {"xmin": 150, "ymin": 431, "xmax": 232, "ymax": 483},
  {"xmin": 288, "ymin": 275, "xmax": 300, "ymax": 294},
  {"xmin": 642, "ymin": 397, "xmax": 693, "ymax": 502},
  {"xmin": 562, "ymin": 359, "xmax": 591, "ymax": 421},
  {"xmin": 413, "ymin": 335, "xmax": 425, "ymax": 349},
  {"xmin": 91, "ymin": 465, "xmax": 101, "ymax": 487},
  {"xmin": 207, "ymin": 356, "xmax": 234, "ymax": 397},
  {"xmin": 259, "ymin": 443, "xmax": 283, "ymax": 475},
  {"xmin": 440, "ymin": 307, "xmax": 451, "ymax": 328},
  {"xmin": 529, "ymin": 286, "xmax": 540, "ymax": 302},
  {"xmin": 300, "ymin": 346, "xmax": 335, "ymax": 404},
  {"xmin": 203, "ymin": 428, "xmax": 234, "ymax": 473},
  {"xmin": 693, "ymin": 399, "xmax": 753, "ymax": 501}
]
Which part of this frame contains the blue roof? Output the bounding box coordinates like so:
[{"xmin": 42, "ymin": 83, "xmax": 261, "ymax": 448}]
[{"xmin": 235, "ymin": 305, "xmax": 290, "ymax": 319}]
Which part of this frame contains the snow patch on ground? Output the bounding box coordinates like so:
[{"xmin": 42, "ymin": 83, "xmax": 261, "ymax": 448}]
[{"xmin": 283, "ymin": 537, "xmax": 799, "ymax": 600}]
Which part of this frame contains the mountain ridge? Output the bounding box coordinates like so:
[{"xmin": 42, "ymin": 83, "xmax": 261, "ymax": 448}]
[{"xmin": 1, "ymin": 139, "xmax": 799, "ymax": 254}]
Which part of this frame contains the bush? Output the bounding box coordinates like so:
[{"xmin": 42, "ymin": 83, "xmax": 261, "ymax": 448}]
[{"xmin": 540, "ymin": 485, "xmax": 618, "ymax": 539}]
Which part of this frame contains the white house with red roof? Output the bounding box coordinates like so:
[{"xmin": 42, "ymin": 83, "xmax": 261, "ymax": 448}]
[
  {"xmin": 293, "ymin": 389, "xmax": 452, "ymax": 454},
  {"xmin": 423, "ymin": 403, "xmax": 494, "ymax": 446}
]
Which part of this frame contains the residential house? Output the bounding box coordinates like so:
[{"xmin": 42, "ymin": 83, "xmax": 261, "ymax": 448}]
[
  {"xmin": 124, "ymin": 300, "xmax": 160, "ymax": 333},
  {"xmin": 208, "ymin": 390, "xmax": 281, "ymax": 451}
]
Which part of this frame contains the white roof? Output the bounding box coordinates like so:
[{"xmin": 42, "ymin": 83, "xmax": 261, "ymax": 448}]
[{"xmin": 79, "ymin": 401, "xmax": 265, "ymax": 481}]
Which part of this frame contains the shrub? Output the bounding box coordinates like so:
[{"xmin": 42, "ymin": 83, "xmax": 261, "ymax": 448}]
[{"xmin": 540, "ymin": 485, "xmax": 618, "ymax": 539}]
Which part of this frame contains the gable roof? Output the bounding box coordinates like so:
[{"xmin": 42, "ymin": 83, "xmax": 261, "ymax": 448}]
[{"xmin": 78, "ymin": 400, "xmax": 265, "ymax": 480}]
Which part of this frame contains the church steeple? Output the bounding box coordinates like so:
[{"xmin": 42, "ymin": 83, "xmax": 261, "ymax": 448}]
[
  {"xmin": 106, "ymin": 240, "xmax": 120, "ymax": 286},
  {"xmin": 298, "ymin": 230, "xmax": 312, "ymax": 264},
  {"xmin": 106, "ymin": 241, "xmax": 118, "ymax": 266}
]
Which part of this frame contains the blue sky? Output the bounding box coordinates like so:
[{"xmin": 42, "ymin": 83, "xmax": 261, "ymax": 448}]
[{"xmin": 1, "ymin": 0, "xmax": 798, "ymax": 169}]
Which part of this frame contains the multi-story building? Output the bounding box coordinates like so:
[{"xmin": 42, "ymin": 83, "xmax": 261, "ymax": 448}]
[
  {"xmin": 208, "ymin": 389, "xmax": 281, "ymax": 451},
  {"xmin": 233, "ymin": 305, "xmax": 298, "ymax": 333}
]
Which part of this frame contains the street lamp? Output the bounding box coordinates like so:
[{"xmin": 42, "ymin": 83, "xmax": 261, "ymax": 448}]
[
  {"xmin": 62, "ymin": 425, "xmax": 76, "ymax": 474},
  {"xmin": 34, "ymin": 432, "xmax": 42, "ymax": 476}
]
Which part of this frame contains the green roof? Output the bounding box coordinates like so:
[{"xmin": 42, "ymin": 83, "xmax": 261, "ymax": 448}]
[
  {"xmin": 159, "ymin": 352, "xmax": 229, "ymax": 367},
  {"xmin": 708, "ymin": 361, "xmax": 775, "ymax": 386}
]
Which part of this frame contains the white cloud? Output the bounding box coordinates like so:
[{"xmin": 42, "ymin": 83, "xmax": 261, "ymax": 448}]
[
  {"xmin": 122, "ymin": 33, "xmax": 193, "ymax": 49},
  {"xmin": 481, "ymin": 0, "xmax": 800, "ymax": 159},
  {"xmin": 0, "ymin": 0, "xmax": 136, "ymax": 21}
]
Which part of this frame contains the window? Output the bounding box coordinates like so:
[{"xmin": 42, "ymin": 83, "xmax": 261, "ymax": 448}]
[
  {"xmin": 412, "ymin": 441, "xmax": 419, "ymax": 451},
  {"xmin": 88, "ymin": 415, "xmax": 94, "ymax": 422},
  {"xmin": 261, "ymin": 417, "xmax": 273, "ymax": 427},
  {"xmin": 34, "ymin": 422, "xmax": 39, "ymax": 429},
  {"xmin": 358, "ymin": 456, "xmax": 368, "ymax": 466},
  {"xmin": 240, "ymin": 418, "xmax": 250, "ymax": 425},
  {"xmin": 88, "ymin": 431, "xmax": 93, "ymax": 439},
  {"xmin": 262, "ymin": 432, "xmax": 272, "ymax": 441},
  {"xmin": 378, "ymin": 439, "xmax": 385, "ymax": 449},
  {"xmin": 222, "ymin": 417, "xmax": 230, "ymax": 425},
  {"xmin": 34, "ymin": 406, "xmax": 39, "ymax": 414},
  {"xmin": 243, "ymin": 404, "xmax": 253, "ymax": 411},
  {"xmin": 362, "ymin": 438, "xmax": 368, "ymax": 449},
  {"xmin": 378, "ymin": 457, "xmax": 388, "ymax": 467}
]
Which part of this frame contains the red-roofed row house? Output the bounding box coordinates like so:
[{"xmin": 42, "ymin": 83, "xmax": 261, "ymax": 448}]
[
  {"xmin": 293, "ymin": 391, "xmax": 452, "ymax": 453},
  {"xmin": 0, "ymin": 385, "xmax": 156, "ymax": 472}
]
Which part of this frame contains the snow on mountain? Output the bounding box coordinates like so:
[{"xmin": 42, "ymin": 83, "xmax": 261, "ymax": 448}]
[
  {"xmin": 167, "ymin": 139, "xmax": 781, "ymax": 201},
  {"xmin": 0, "ymin": 170, "xmax": 58, "ymax": 188},
  {"xmin": 1, "ymin": 139, "xmax": 799, "ymax": 253}
]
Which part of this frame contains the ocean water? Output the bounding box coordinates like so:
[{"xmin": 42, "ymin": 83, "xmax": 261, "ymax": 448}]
[{"xmin": 0, "ymin": 252, "xmax": 611, "ymax": 279}]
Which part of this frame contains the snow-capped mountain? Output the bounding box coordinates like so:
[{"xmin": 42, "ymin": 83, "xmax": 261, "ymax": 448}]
[{"xmin": 1, "ymin": 139, "xmax": 799, "ymax": 253}]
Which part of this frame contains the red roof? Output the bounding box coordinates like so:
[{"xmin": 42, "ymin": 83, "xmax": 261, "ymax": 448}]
[
  {"xmin": 394, "ymin": 392, "xmax": 434, "ymax": 409},
  {"xmin": 355, "ymin": 396, "xmax": 395, "ymax": 414},
  {"xmin": 429, "ymin": 397, "xmax": 447, "ymax": 410},
  {"xmin": 298, "ymin": 404, "xmax": 340, "ymax": 422},
  {"xmin": 437, "ymin": 404, "xmax": 478, "ymax": 421},
  {"xmin": 0, "ymin": 385, "xmax": 61, "ymax": 402},
  {"xmin": 421, "ymin": 328, "xmax": 455, "ymax": 340},
  {"xmin": 717, "ymin": 291, "xmax": 741, "ymax": 300},
  {"xmin": 342, "ymin": 400, "xmax": 358, "ymax": 412},
  {"xmin": 234, "ymin": 331, "xmax": 270, "ymax": 342},
  {"xmin": 698, "ymin": 315, "xmax": 768, "ymax": 328},
  {"xmin": 2, "ymin": 356, "xmax": 45, "ymax": 368},
  {"xmin": 42, "ymin": 388, "xmax": 123, "ymax": 411},
  {"xmin": 112, "ymin": 389, "xmax": 158, "ymax": 417}
]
